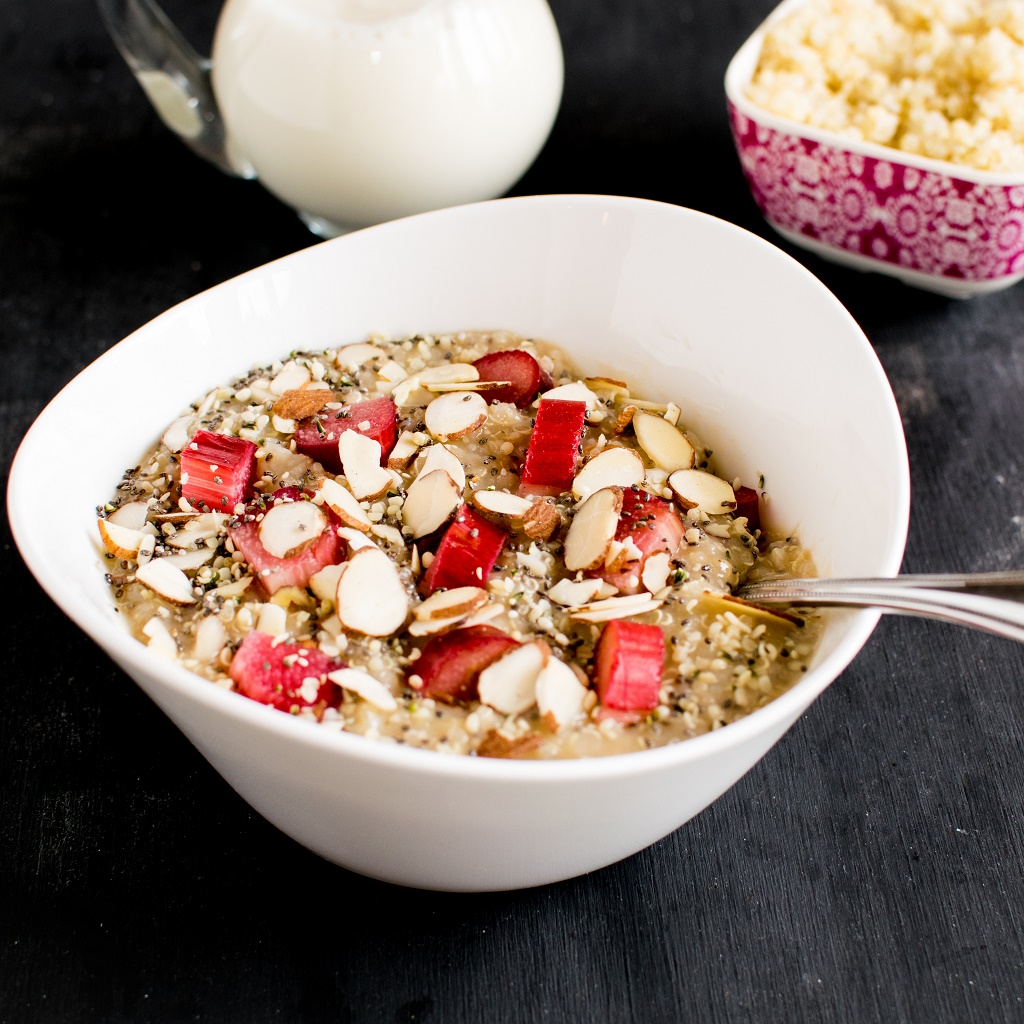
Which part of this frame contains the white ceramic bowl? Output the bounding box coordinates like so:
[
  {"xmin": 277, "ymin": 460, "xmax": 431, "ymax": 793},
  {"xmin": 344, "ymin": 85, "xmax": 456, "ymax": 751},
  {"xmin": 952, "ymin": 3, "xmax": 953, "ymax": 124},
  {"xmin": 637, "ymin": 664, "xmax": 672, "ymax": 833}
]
[
  {"xmin": 726, "ymin": 0, "xmax": 1024, "ymax": 299},
  {"xmin": 8, "ymin": 195, "xmax": 909, "ymax": 891}
]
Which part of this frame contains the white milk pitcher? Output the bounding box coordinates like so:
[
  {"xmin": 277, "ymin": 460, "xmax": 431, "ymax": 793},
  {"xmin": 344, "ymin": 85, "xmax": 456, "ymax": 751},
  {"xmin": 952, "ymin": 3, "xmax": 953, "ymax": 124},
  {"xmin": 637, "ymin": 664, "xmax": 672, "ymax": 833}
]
[{"xmin": 98, "ymin": 0, "xmax": 564, "ymax": 236}]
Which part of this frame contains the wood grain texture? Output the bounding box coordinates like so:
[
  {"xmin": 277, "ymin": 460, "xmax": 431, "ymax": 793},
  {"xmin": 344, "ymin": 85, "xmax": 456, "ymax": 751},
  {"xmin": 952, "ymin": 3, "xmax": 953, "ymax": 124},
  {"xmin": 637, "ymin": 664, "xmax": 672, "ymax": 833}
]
[{"xmin": 3, "ymin": 0, "xmax": 1024, "ymax": 1021}]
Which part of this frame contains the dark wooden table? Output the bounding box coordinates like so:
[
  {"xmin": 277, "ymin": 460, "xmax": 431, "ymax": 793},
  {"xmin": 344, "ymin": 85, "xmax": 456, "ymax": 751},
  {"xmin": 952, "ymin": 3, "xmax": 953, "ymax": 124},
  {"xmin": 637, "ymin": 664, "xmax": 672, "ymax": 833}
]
[{"xmin": 4, "ymin": 1, "xmax": 1024, "ymax": 1021}]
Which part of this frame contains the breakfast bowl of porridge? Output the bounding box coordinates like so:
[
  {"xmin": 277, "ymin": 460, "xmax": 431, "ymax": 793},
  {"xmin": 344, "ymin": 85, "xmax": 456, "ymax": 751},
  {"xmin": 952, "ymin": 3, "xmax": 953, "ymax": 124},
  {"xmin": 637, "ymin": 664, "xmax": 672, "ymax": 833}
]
[
  {"xmin": 7, "ymin": 194, "xmax": 909, "ymax": 890},
  {"xmin": 726, "ymin": 0, "xmax": 1024, "ymax": 297}
]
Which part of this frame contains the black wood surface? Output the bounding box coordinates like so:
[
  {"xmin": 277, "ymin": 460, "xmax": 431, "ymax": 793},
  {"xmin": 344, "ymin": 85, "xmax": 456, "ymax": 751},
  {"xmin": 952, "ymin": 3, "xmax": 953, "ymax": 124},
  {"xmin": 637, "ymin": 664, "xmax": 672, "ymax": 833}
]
[{"xmin": 3, "ymin": 1, "xmax": 1024, "ymax": 1022}]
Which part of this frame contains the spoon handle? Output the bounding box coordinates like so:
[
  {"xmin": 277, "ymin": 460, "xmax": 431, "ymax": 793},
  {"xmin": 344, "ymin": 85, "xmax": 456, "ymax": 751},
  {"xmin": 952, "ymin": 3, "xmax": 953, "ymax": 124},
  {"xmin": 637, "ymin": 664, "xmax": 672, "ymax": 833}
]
[{"xmin": 736, "ymin": 574, "xmax": 1024, "ymax": 644}]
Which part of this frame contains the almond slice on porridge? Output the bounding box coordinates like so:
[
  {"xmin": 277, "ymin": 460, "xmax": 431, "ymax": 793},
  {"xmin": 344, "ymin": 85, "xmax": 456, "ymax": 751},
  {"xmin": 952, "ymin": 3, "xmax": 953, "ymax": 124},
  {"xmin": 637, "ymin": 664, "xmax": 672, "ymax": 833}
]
[
  {"xmin": 571, "ymin": 446, "xmax": 645, "ymax": 501},
  {"xmin": 327, "ymin": 667, "xmax": 398, "ymax": 711},
  {"xmin": 563, "ymin": 486, "xmax": 622, "ymax": 571},
  {"xmin": 258, "ymin": 500, "xmax": 327, "ymax": 558},
  {"xmin": 424, "ymin": 391, "xmax": 489, "ymax": 441},
  {"xmin": 273, "ymin": 388, "xmax": 334, "ymax": 421},
  {"xmin": 471, "ymin": 489, "xmax": 534, "ymax": 519},
  {"xmin": 317, "ymin": 477, "xmax": 373, "ymax": 532},
  {"xmin": 336, "ymin": 342, "xmax": 386, "ymax": 370},
  {"xmin": 338, "ymin": 430, "xmax": 393, "ymax": 501},
  {"xmin": 536, "ymin": 656, "xmax": 590, "ymax": 730},
  {"xmin": 335, "ymin": 546, "xmax": 409, "ymax": 637},
  {"xmin": 97, "ymin": 518, "xmax": 148, "ymax": 559},
  {"xmin": 135, "ymin": 558, "xmax": 197, "ymax": 605},
  {"xmin": 387, "ymin": 431, "xmax": 423, "ymax": 470},
  {"xmin": 416, "ymin": 442, "xmax": 466, "ymax": 491},
  {"xmin": 568, "ymin": 593, "xmax": 663, "ymax": 623},
  {"xmin": 106, "ymin": 501, "xmax": 151, "ymax": 531},
  {"xmin": 414, "ymin": 586, "xmax": 489, "ymax": 621},
  {"xmin": 668, "ymin": 468, "xmax": 737, "ymax": 514},
  {"xmin": 402, "ymin": 469, "xmax": 463, "ymax": 539},
  {"xmin": 477, "ymin": 640, "xmax": 549, "ymax": 715},
  {"xmin": 632, "ymin": 411, "xmax": 696, "ymax": 471},
  {"xmin": 541, "ymin": 381, "xmax": 599, "ymax": 409}
]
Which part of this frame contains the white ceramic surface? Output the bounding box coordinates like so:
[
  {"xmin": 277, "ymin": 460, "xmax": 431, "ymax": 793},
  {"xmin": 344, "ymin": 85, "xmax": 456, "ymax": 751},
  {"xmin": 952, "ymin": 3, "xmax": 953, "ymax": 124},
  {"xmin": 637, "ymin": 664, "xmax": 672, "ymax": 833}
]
[{"xmin": 7, "ymin": 195, "xmax": 910, "ymax": 891}]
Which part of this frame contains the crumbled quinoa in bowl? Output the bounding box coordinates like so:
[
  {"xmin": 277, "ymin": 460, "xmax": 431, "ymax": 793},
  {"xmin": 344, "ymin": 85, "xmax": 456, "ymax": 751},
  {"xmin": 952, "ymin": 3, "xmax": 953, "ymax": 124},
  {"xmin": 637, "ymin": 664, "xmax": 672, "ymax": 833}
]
[{"xmin": 97, "ymin": 330, "xmax": 821, "ymax": 760}]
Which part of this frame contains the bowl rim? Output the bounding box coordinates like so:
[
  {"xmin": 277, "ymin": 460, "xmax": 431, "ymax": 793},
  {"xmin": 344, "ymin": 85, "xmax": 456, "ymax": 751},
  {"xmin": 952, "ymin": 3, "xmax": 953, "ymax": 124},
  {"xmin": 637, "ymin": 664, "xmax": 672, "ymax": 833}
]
[
  {"xmin": 725, "ymin": 0, "xmax": 1024, "ymax": 188},
  {"xmin": 7, "ymin": 193, "xmax": 911, "ymax": 783}
]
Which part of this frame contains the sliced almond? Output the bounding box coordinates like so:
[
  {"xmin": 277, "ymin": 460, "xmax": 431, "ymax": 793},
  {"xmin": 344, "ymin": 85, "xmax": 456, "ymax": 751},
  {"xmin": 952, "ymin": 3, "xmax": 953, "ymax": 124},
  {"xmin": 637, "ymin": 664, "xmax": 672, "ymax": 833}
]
[
  {"xmin": 584, "ymin": 376, "xmax": 630, "ymax": 397},
  {"xmin": 477, "ymin": 641, "xmax": 549, "ymax": 715},
  {"xmin": 98, "ymin": 518, "xmax": 147, "ymax": 559},
  {"xmin": 317, "ymin": 477, "xmax": 372, "ymax": 532},
  {"xmin": 161, "ymin": 415, "xmax": 192, "ymax": 453},
  {"xmin": 338, "ymin": 430, "xmax": 393, "ymax": 501},
  {"xmin": 521, "ymin": 500, "xmax": 561, "ymax": 542},
  {"xmin": 375, "ymin": 359, "xmax": 409, "ymax": 385},
  {"xmin": 416, "ymin": 443, "xmax": 466, "ymax": 491},
  {"xmin": 416, "ymin": 364, "xmax": 479, "ymax": 385},
  {"xmin": 107, "ymin": 501, "xmax": 151, "ymax": 531},
  {"xmin": 407, "ymin": 615, "xmax": 468, "ymax": 637},
  {"xmin": 476, "ymin": 730, "xmax": 542, "ymax": 759},
  {"xmin": 327, "ymin": 667, "xmax": 398, "ymax": 711},
  {"xmin": 424, "ymin": 391, "xmax": 488, "ymax": 441},
  {"xmin": 337, "ymin": 343, "xmax": 386, "ymax": 370},
  {"xmin": 536, "ymin": 657, "xmax": 590, "ymax": 730},
  {"xmin": 633, "ymin": 411, "xmax": 696, "ymax": 471},
  {"xmin": 273, "ymin": 388, "xmax": 334, "ymax": 421},
  {"xmin": 563, "ymin": 487, "xmax": 622, "ymax": 571},
  {"xmin": 387, "ymin": 431, "xmax": 423, "ymax": 471},
  {"xmin": 142, "ymin": 617, "xmax": 178, "ymax": 659},
  {"xmin": 569, "ymin": 594, "xmax": 663, "ymax": 623},
  {"xmin": 163, "ymin": 512, "xmax": 228, "ymax": 550},
  {"xmin": 546, "ymin": 577, "xmax": 609, "ymax": 608},
  {"xmin": 135, "ymin": 558, "xmax": 197, "ymax": 605},
  {"xmin": 402, "ymin": 469, "xmax": 463, "ymax": 539},
  {"xmin": 472, "ymin": 489, "xmax": 534, "ymax": 519},
  {"xmin": 541, "ymin": 381, "xmax": 599, "ymax": 409},
  {"xmin": 699, "ymin": 591, "xmax": 804, "ymax": 628},
  {"xmin": 193, "ymin": 615, "xmax": 227, "ymax": 663},
  {"xmin": 391, "ymin": 377, "xmax": 434, "ymax": 408},
  {"xmin": 422, "ymin": 380, "xmax": 512, "ymax": 393},
  {"xmin": 664, "ymin": 402, "xmax": 682, "ymax": 426},
  {"xmin": 258, "ymin": 500, "xmax": 327, "ymax": 558},
  {"xmin": 256, "ymin": 602, "xmax": 288, "ymax": 636},
  {"xmin": 642, "ymin": 551, "xmax": 672, "ymax": 594},
  {"xmin": 309, "ymin": 562, "xmax": 346, "ymax": 604},
  {"xmin": 572, "ymin": 446, "xmax": 645, "ymax": 501},
  {"xmin": 414, "ymin": 586, "xmax": 489, "ymax": 621},
  {"xmin": 269, "ymin": 361, "xmax": 311, "ymax": 395},
  {"xmin": 334, "ymin": 546, "xmax": 409, "ymax": 636},
  {"xmin": 611, "ymin": 405, "xmax": 637, "ymax": 435},
  {"xmin": 603, "ymin": 538, "xmax": 642, "ymax": 573},
  {"xmin": 668, "ymin": 468, "xmax": 737, "ymax": 514},
  {"xmin": 336, "ymin": 527, "xmax": 377, "ymax": 552},
  {"xmin": 161, "ymin": 548, "xmax": 217, "ymax": 571}
]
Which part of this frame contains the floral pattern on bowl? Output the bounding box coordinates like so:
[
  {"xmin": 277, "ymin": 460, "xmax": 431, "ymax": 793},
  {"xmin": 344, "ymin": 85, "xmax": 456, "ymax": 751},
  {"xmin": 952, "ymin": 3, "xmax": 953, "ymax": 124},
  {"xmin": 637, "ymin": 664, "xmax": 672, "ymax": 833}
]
[{"xmin": 728, "ymin": 105, "xmax": 1024, "ymax": 298}]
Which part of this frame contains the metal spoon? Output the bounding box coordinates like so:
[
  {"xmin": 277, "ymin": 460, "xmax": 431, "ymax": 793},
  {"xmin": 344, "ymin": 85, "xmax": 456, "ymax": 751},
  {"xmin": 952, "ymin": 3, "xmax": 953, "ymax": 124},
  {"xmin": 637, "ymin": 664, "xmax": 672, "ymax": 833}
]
[{"xmin": 735, "ymin": 570, "xmax": 1024, "ymax": 644}]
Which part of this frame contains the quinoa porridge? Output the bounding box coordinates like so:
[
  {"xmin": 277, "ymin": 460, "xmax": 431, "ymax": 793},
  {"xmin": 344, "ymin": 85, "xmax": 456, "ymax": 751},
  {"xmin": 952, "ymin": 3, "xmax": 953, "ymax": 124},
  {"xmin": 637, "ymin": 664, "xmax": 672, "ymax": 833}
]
[
  {"xmin": 97, "ymin": 330, "xmax": 820, "ymax": 759},
  {"xmin": 746, "ymin": 0, "xmax": 1024, "ymax": 172}
]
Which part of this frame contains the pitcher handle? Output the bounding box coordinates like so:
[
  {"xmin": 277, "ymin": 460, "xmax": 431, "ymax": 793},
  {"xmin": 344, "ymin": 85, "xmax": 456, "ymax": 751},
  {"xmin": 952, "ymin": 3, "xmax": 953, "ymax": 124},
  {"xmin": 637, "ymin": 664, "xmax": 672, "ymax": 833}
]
[{"xmin": 96, "ymin": 0, "xmax": 254, "ymax": 178}]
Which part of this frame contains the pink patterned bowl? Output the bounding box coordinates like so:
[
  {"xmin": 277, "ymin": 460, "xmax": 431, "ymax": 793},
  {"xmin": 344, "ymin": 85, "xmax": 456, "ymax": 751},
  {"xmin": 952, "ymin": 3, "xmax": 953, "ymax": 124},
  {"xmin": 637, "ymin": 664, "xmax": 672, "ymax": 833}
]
[{"xmin": 725, "ymin": 0, "xmax": 1024, "ymax": 299}]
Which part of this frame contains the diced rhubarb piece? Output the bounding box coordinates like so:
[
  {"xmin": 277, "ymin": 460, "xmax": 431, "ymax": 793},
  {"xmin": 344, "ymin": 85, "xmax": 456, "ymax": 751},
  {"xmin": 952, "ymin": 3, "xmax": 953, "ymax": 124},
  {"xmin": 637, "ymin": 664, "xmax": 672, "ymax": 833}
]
[
  {"xmin": 599, "ymin": 488, "xmax": 684, "ymax": 594},
  {"xmin": 293, "ymin": 397, "xmax": 397, "ymax": 472},
  {"xmin": 229, "ymin": 631, "xmax": 343, "ymax": 713},
  {"xmin": 230, "ymin": 489, "xmax": 344, "ymax": 596},
  {"xmin": 519, "ymin": 399, "xmax": 587, "ymax": 497},
  {"xmin": 593, "ymin": 620, "xmax": 665, "ymax": 712},
  {"xmin": 409, "ymin": 625, "xmax": 519, "ymax": 703},
  {"xmin": 733, "ymin": 485, "xmax": 761, "ymax": 533},
  {"xmin": 180, "ymin": 429, "xmax": 257, "ymax": 512},
  {"xmin": 472, "ymin": 350, "xmax": 543, "ymax": 408},
  {"xmin": 420, "ymin": 506, "xmax": 508, "ymax": 595}
]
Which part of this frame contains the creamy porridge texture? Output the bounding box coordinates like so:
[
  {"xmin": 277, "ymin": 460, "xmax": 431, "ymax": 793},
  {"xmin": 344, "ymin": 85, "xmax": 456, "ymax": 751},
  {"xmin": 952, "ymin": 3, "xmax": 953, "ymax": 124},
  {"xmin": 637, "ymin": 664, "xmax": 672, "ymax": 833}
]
[
  {"xmin": 97, "ymin": 331, "xmax": 820, "ymax": 759},
  {"xmin": 747, "ymin": 0, "xmax": 1024, "ymax": 172}
]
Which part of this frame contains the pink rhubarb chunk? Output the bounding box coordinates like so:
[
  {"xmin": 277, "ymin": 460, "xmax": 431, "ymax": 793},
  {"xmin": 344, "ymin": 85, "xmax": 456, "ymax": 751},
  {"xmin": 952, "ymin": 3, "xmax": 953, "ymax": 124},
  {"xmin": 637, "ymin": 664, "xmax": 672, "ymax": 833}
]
[
  {"xmin": 519, "ymin": 398, "xmax": 587, "ymax": 497},
  {"xmin": 472, "ymin": 350, "xmax": 544, "ymax": 408},
  {"xmin": 733, "ymin": 485, "xmax": 761, "ymax": 533},
  {"xmin": 594, "ymin": 620, "xmax": 665, "ymax": 712},
  {"xmin": 293, "ymin": 397, "xmax": 398, "ymax": 472},
  {"xmin": 180, "ymin": 429, "xmax": 257, "ymax": 512},
  {"xmin": 409, "ymin": 625, "xmax": 520, "ymax": 703},
  {"xmin": 420, "ymin": 506, "xmax": 508, "ymax": 595},
  {"xmin": 599, "ymin": 488, "xmax": 684, "ymax": 594},
  {"xmin": 229, "ymin": 488, "xmax": 344, "ymax": 596},
  {"xmin": 229, "ymin": 631, "xmax": 343, "ymax": 713}
]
